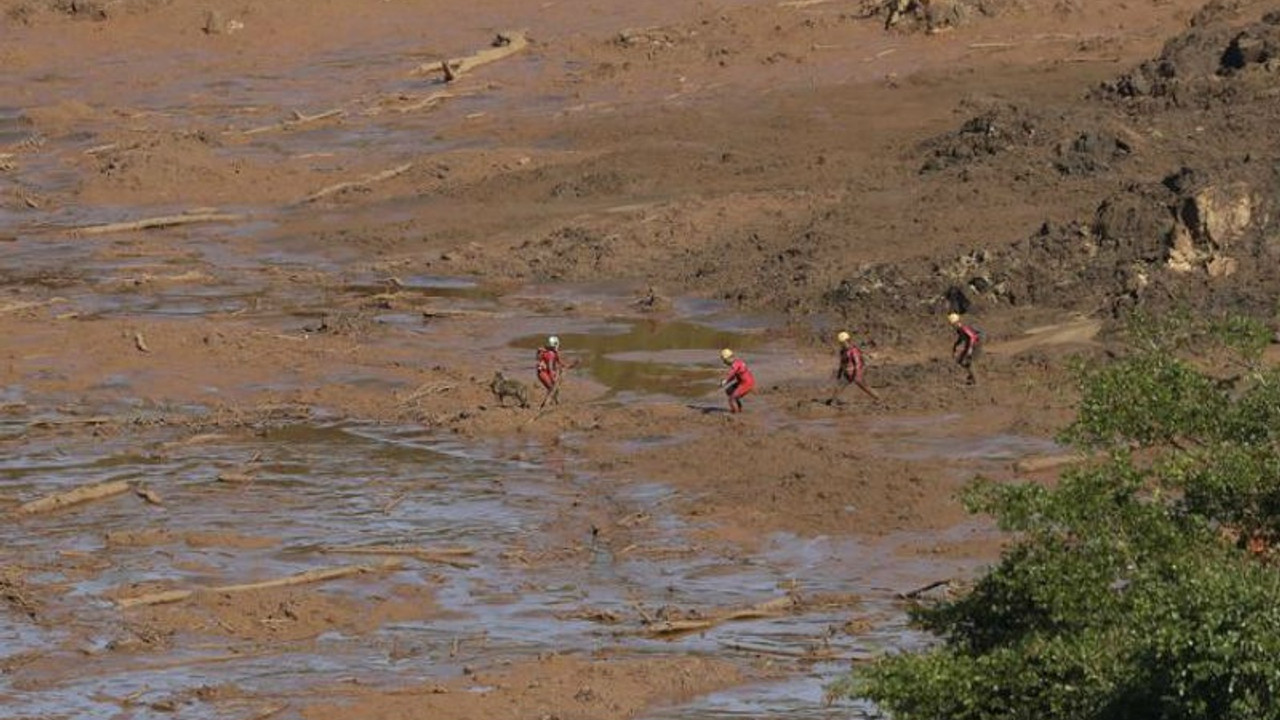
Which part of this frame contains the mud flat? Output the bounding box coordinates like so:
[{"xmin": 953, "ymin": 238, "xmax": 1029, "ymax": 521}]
[{"xmin": 4, "ymin": 0, "xmax": 1277, "ymax": 716}]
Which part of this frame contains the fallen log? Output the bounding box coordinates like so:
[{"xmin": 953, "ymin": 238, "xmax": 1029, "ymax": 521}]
[
  {"xmin": 640, "ymin": 595, "xmax": 797, "ymax": 637},
  {"xmin": 135, "ymin": 486, "xmax": 164, "ymax": 506},
  {"xmin": 300, "ymin": 163, "xmax": 412, "ymax": 204},
  {"xmin": 366, "ymin": 90, "xmax": 468, "ymax": 115},
  {"xmin": 1013, "ymin": 453, "xmax": 1088, "ymax": 473},
  {"xmin": 320, "ymin": 544, "xmax": 478, "ymax": 569},
  {"xmin": 16, "ymin": 479, "xmax": 132, "ymax": 516},
  {"xmin": 233, "ymin": 108, "xmax": 344, "ymax": 136},
  {"xmin": 115, "ymin": 558, "xmax": 404, "ymax": 609},
  {"xmin": 74, "ymin": 212, "xmax": 244, "ymax": 236},
  {"xmin": 415, "ymin": 31, "xmax": 529, "ymax": 79},
  {"xmin": 898, "ymin": 579, "xmax": 951, "ymax": 600}
]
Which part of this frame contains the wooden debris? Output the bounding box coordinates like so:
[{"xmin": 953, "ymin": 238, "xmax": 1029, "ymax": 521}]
[
  {"xmin": 415, "ymin": 30, "xmax": 529, "ymax": 79},
  {"xmin": 16, "ymin": 479, "xmax": 132, "ymax": 516},
  {"xmin": 115, "ymin": 559, "xmax": 404, "ymax": 609},
  {"xmin": 897, "ymin": 579, "xmax": 951, "ymax": 600},
  {"xmin": 135, "ymin": 486, "xmax": 164, "ymax": 506},
  {"xmin": 397, "ymin": 382, "xmax": 455, "ymax": 404},
  {"xmin": 28, "ymin": 415, "xmax": 114, "ymax": 429},
  {"xmin": 720, "ymin": 640, "xmax": 838, "ymax": 660},
  {"xmin": 640, "ymin": 595, "xmax": 797, "ymax": 637},
  {"xmin": 0, "ymin": 298, "xmax": 65, "ymax": 315},
  {"xmin": 300, "ymin": 162, "xmax": 412, "ymax": 204},
  {"xmin": 320, "ymin": 544, "xmax": 478, "ymax": 569},
  {"xmin": 74, "ymin": 212, "xmax": 244, "ymax": 237},
  {"xmin": 1013, "ymin": 453, "xmax": 1087, "ymax": 473},
  {"xmin": 247, "ymin": 704, "xmax": 289, "ymax": 720},
  {"xmin": 133, "ymin": 332, "xmax": 151, "ymax": 353},
  {"xmin": 369, "ymin": 90, "xmax": 465, "ymax": 115},
  {"xmin": 84, "ymin": 143, "xmax": 119, "ymax": 155},
  {"xmin": 232, "ymin": 108, "xmax": 344, "ymax": 136},
  {"xmin": 382, "ymin": 492, "xmax": 408, "ymax": 514}
]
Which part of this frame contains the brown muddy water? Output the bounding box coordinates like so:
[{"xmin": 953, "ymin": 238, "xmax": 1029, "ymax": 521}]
[
  {"xmin": 0, "ymin": 418, "xmax": 983, "ymax": 719},
  {"xmin": 0, "ymin": 235, "xmax": 1043, "ymax": 718}
]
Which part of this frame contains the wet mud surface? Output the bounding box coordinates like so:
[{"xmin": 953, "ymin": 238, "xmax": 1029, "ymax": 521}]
[{"xmin": 5, "ymin": 0, "xmax": 1279, "ymax": 717}]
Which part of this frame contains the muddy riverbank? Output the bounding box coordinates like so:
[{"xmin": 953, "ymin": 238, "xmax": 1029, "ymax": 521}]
[{"xmin": 5, "ymin": 0, "xmax": 1277, "ymax": 716}]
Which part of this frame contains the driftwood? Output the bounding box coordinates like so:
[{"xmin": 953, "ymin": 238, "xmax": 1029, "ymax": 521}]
[
  {"xmin": 898, "ymin": 579, "xmax": 951, "ymax": 600},
  {"xmin": 233, "ymin": 108, "xmax": 344, "ymax": 136},
  {"xmin": 641, "ymin": 596, "xmax": 796, "ymax": 637},
  {"xmin": 27, "ymin": 416, "xmax": 115, "ymax": 429},
  {"xmin": 365, "ymin": 90, "xmax": 468, "ymax": 116},
  {"xmin": 0, "ymin": 298, "xmax": 65, "ymax": 315},
  {"xmin": 16, "ymin": 479, "xmax": 132, "ymax": 516},
  {"xmin": 246, "ymin": 704, "xmax": 289, "ymax": 720},
  {"xmin": 301, "ymin": 163, "xmax": 412, "ymax": 204},
  {"xmin": 415, "ymin": 31, "xmax": 529, "ymax": 79},
  {"xmin": 382, "ymin": 491, "xmax": 408, "ymax": 514},
  {"xmin": 320, "ymin": 544, "xmax": 478, "ymax": 569},
  {"xmin": 135, "ymin": 486, "xmax": 164, "ymax": 506},
  {"xmin": 75, "ymin": 212, "xmax": 244, "ymax": 236},
  {"xmin": 1013, "ymin": 453, "xmax": 1088, "ymax": 473},
  {"xmin": 115, "ymin": 559, "xmax": 404, "ymax": 609},
  {"xmin": 133, "ymin": 332, "xmax": 151, "ymax": 353}
]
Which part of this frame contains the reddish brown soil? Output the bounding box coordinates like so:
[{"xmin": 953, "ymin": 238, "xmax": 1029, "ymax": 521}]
[{"xmin": 4, "ymin": 0, "xmax": 1280, "ymax": 716}]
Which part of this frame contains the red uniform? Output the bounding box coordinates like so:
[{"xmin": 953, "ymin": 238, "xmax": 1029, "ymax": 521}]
[
  {"xmin": 839, "ymin": 344, "xmax": 865, "ymax": 384},
  {"xmin": 953, "ymin": 324, "xmax": 980, "ymax": 364},
  {"xmin": 723, "ymin": 357, "xmax": 755, "ymax": 413},
  {"xmin": 536, "ymin": 346, "xmax": 561, "ymax": 391},
  {"xmin": 952, "ymin": 323, "xmax": 981, "ymax": 385}
]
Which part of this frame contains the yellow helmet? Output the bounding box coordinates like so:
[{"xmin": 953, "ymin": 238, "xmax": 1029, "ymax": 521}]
[
  {"xmin": 719, "ymin": 348, "xmax": 734, "ymax": 361},
  {"xmin": 836, "ymin": 331, "xmax": 851, "ymax": 344},
  {"xmin": 947, "ymin": 313, "xmax": 961, "ymax": 325}
]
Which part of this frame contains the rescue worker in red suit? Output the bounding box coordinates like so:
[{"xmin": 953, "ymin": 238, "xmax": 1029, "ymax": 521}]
[
  {"xmin": 835, "ymin": 331, "xmax": 880, "ymax": 401},
  {"xmin": 719, "ymin": 348, "xmax": 755, "ymax": 413},
  {"xmin": 536, "ymin": 335, "xmax": 564, "ymax": 405},
  {"xmin": 948, "ymin": 313, "xmax": 981, "ymax": 385}
]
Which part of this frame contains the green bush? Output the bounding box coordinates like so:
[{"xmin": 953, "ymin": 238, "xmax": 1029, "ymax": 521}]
[{"xmin": 850, "ymin": 314, "xmax": 1280, "ymax": 719}]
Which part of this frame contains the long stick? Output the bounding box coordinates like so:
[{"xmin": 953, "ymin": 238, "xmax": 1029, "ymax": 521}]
[
  {"xmin": 232, "ymin": 108, "xmax": 344, "ymax": 136},
  {"xmin": 115, "ymin": 559, "xmax": 404, "ymax": 609},
  {"xmin": 414, "ymin": 31, "xmax": 529, "ymax": 79},
  {"xmin": 74, "ymin": 213, "xmax": 244, "ymax": 236},
  {"xmin": 16, "ymin": 479, "xmax": 132, "ymax": 516},
  {"xmin": 300, "ymin": 163, "xmax": 412, "ymax": 204},
  {"xmin": 320, "ymin": 545, "xmax": 478, "ymax": 569},
  {"xmin": 641, "ymin": 595, "xmax": 796, "ymax": 637}
]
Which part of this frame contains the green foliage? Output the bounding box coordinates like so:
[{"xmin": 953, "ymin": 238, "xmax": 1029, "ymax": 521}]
[
  {"xmin": 1061, "ymin": 352, "xmax": 1225, "ymax": 448},
  {"xmin": 849, "ymin": 312, "xmax": 1280, "ymax": 720}
]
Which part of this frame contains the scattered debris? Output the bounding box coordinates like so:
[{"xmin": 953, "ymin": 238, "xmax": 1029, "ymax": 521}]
[
  {"xmin": 231, "ymin": 108, "xmax": 344, "ymax": 136},
  {"xmin": 320, "ymin": 544, "xmax": 478, "ymax": 569},
  {"xmin": 73, "ymin": 211, "xmax": 245, "ymax": 236},
  {"xmin": 300, "ymin": 162, "xmax": 413, "ymax": 204},
  {"xmin": 15, "ymin": 479, "xmax": 132, "ymax": 516},
  {"xmin": 114, "ymin": 559, "xmax": 405, "ymax": 609},
  {"xmin": 414, "ymin": 31, "xmax": 529, "ymax": 79}
]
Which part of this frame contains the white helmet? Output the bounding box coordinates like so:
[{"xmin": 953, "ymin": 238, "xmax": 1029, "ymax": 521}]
[
  {"xmin": 836, "ymin": 331, "xmax": 851, "ymax": 344},
  {"xmin": 719, "ymin": 348, "xmax": 734, "ymax": 361},
  {"xmin": 548, "ymin": 335, "xmax": 560, "ymax": 348},
  {"xmin": 947, "ymin": 313, "xmax": 961, "ymax": 325}
]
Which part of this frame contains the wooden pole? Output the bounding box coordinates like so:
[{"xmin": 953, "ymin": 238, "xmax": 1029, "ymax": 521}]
[
  {"xmin": 74, "ymin": 213, "xmax": 243, "ymax": 236},
  {"xmin": 116, "ymin": 559, "xmax": 404, "ymax": 609},
  {"xmin": 16, "ymin": 479, "xmax": 132, "ymax": 516},
  {"xmin": 300, "ymin": 163, "xmax": 412, "ymax": 204}
]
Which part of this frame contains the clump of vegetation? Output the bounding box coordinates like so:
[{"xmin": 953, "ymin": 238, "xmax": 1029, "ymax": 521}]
[{"xmin": 846, "ymin": 312, "xmax": 1280, "ymax": 720}]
